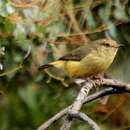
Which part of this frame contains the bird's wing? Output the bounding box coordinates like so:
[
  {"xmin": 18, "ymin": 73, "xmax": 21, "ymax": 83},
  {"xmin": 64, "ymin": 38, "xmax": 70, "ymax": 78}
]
[{"xmin": 59, "ymin": 44, "xmax": 92, "ymax": 61}]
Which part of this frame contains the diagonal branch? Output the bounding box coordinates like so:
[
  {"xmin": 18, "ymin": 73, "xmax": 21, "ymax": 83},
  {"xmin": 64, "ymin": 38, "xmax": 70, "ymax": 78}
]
[
  {"xmin": 37, "ymin": 78, "xmax": 130, "ymax": 130},
  {"xmin": 74, "ymin": 112, "xmax": 100, "ymax": 130},
  {"xmin": 60, "ymin": 80, "xmax": 94, "ymax": 130},
  {"xmin": 37, "ymin": 87, "xmax": 113, "ymax": 130}
]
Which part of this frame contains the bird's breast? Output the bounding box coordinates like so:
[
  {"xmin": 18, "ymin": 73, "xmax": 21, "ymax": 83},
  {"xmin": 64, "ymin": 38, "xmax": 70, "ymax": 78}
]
[{"xmin": 65, "ymin": 61, "xmax": 87, "ymax": 77}]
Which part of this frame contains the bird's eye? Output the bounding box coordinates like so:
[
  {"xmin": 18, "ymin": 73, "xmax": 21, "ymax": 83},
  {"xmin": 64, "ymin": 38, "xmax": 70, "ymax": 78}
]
[
  {"xmin": 101, "ymin": 42, "xmax": 110, "ymax": 47},
  {"xmin": 104, "ymin": 43, "xmax": 110, "ymax": 47}
]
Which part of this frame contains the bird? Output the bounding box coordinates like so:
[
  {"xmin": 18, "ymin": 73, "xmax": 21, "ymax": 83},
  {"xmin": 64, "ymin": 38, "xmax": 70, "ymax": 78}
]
[{"xmin": 39, "ymin": 38, "xmax": 121, "ymax": 86}]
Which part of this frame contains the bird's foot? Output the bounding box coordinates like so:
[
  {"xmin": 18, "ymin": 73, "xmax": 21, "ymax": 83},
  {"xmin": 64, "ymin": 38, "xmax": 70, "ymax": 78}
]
[
  {"xmin": 92, "ymin": 74, "xmax": 104, "ymax": 85},
  {"xmin": 92, "ymin": 74, "xmax": 104, "ymax": 80}
]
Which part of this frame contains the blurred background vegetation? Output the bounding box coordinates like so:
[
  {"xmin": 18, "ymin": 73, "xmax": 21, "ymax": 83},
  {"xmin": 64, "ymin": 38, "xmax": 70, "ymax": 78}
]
[{"xmin": 0, "ymin": 0, "xmax": 130, "ymax": 130}]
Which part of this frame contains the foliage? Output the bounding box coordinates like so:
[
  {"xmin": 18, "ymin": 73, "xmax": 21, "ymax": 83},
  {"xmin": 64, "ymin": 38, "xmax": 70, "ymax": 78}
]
[{"xmin": 0, "ymin": 0, "xmax": 130, "ymax": 130}]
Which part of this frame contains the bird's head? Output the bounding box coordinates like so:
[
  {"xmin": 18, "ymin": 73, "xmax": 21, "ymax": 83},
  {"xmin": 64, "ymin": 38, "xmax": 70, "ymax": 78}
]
[
  {"xmin": 90, "ymin": 38, "xmax": 124, "ymax": 59},
  {"xmin": 95, "ymin": 38, "xmax": 122, "ymax": 53}
]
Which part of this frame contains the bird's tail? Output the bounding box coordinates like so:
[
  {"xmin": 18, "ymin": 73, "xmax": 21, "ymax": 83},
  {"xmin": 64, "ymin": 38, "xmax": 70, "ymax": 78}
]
[
  {"xmin": 38, "ymin": 64, "xmax": 54, "ymax": 70},
  {"xmin": 39, "ymin": 61, "xmax": 65, "ymax": 70}
]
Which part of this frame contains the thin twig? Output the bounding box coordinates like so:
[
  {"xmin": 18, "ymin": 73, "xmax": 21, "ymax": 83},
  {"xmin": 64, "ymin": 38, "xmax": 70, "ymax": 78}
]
[
  {"xmin": 60, "ymin": 116, "xmax": 72, "ymax": 130},
  {"xmin": 23, "ymin": 45, "xmax": 31, "ymax": 60},
  {"xmin": 75, "ymin": 112, "xmax": 100, "ymax": 130},
  {"xmin": 0, "ymin": 64, "xmax": 22, "ymax": 77},
  {"xmin": 37, "ymin": 107, "xmax": 70, "ymax": 130},
  {"xmin": 58, "ymin": 21, "xmax": 129, "ymax": 38},
  {"xmin": 64, "ymin": 0, "xmax": 90, "ymax": 43}
]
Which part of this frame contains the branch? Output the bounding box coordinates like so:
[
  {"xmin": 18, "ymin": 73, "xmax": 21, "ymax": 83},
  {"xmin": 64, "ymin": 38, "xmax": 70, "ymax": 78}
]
[
  {"xmin": 60, "ymin": 80, "xmax": 94, "ymax": 130},
  {"xmin": 60, "ymin": 116, "xmax": 72, "ymax": 130},
  {"xmin": 74, "ymin": 112, "xmax": 100, "ymax": 130},
  {"xmin": 37, "ymin": 107, "xmax": 70, "ymax": 130},
  {"xmin": 60, "ymin": 112, "xmax": 100, "ymax": 130},
  {"xmin": 37, "ymin": 87, "xmax": 111, "ymax": 130},
  {"xmin": 37, "ymin": 78, "xmax": 130, "ymax": 130}
]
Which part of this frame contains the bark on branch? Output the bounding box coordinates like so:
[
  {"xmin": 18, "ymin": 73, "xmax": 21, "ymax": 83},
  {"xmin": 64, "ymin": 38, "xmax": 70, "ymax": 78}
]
[{"xmin": 37, "ymin": 78, "xmax": 130, "ymax": 130}]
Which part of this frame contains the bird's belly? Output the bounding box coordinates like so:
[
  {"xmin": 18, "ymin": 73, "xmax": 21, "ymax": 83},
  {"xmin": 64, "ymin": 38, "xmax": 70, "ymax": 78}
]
[
  {"xmin": 66, "ymin": 62, "xmax": 102, "ymax": 78},
  {"xmin": 66, "ymin": 61, "xmax": 87, "ymax": 77}
]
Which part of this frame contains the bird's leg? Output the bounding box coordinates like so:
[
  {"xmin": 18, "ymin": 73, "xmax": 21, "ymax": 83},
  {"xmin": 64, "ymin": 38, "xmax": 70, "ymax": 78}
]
[
  {"xmin": 92, "ymin": 74, "xmax": 110, "ymax": 105},
  {"xmin": 45, "ymin": 71, "xmax": 69, "ymax": 87},
  {"xmin": 92, "ymin": 74, "xmax": 104, "ymax": 80},
  {"xmin": 92, "ymin": 74, "xmax": 105, "ymax": 88},
  {"xmin": 46, "ymin": 76, "xmax": 52, "ymax": 83}
]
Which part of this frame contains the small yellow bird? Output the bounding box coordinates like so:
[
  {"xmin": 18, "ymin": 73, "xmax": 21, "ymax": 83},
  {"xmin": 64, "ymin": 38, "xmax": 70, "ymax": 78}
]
[{"xmin": 39, "ymin": 38, "xmax": 121, "ymax": 85}]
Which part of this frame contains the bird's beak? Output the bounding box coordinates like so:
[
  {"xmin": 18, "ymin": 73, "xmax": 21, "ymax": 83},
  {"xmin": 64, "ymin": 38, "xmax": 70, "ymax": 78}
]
[{"xmin": 117, "ymin": 44, "xmax": 124, "ymax": 48}]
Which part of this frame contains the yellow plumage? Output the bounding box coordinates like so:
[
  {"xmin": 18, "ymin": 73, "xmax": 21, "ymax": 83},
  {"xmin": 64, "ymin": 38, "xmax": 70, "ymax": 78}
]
[{"xmin": 39, "ymin": 38, "xmax": 120, "ymax": 85}]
